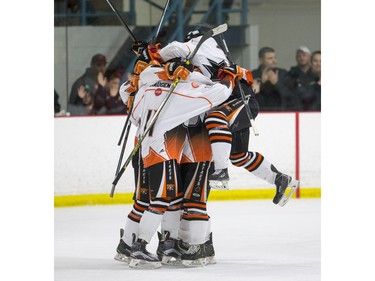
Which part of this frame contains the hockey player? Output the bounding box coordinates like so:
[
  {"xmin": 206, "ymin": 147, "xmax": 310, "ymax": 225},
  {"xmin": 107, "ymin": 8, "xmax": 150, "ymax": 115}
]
[
  {"xmin": 114, "ymin": 44, "xmax": 165, "ymax": 263},
  {"xmin": 155, "ymin": 29, "xmax": 299, "ymax": 206}
]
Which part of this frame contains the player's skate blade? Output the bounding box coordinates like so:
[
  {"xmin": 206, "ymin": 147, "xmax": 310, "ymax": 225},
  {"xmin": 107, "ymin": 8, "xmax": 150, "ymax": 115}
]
[
  {"xmin": 128, "ymin": 258, "xmax": 162, "ymax": 269},
  {"xmin": 114, "ymin": 252, "xmax": 130, "ymax": 263},
  {"xmin": 181, "ymin": 244, "xmax": 208, "ymax": 267},
  {"xmin": 129, "ymin": 239, "xmax": 162, "ymax": 269},
  {"xmin": 278, "ymin": 180, "xmax": 300, "ymax": 207},
  {"xmin": 209, "ymin": 180, "xmax": 229, "ymax": 190}
]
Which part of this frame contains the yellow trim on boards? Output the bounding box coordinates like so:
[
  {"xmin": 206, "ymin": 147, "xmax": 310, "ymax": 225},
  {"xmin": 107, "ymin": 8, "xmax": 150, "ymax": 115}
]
[{"xmin": 54, "ymin": 188, "xmax": 321, "ymax": 207}]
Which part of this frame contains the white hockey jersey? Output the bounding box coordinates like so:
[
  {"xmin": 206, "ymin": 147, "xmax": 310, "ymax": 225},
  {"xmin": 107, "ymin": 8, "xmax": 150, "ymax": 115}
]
[{"xmin": 130, "ymin": 65, "xmax": 232, "ymax": 168}]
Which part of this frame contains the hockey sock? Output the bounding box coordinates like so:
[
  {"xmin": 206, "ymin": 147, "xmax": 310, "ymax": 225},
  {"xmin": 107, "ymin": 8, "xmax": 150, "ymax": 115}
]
[
  {"xmin": 161, "ymin": 198, "xmax": 183, "ymax": 239},
  {"xmin": 127, "ymin": 200, "xmax": 149, "ymax": 223},
  {"xmin": 205, "ymin": 111, "xmax": 232, "ymax": 170},
  {"xmin": 138, "ymin": 198, "xmax": 170, "ymax": 243},
  {"xmin": 230, "ymin": 151, "xmax": 277, "ymax": 184},
  {"xmin": 138, "ymin": 210, "xmax": 164, "ymax": 243},
  {"xmin": 179, "ymin": 219, "xmax": 209, "ymax": 245},
  {"xmin": 179, "ymin": 201, "xmax": 209, "ymax": 244},
  {"xmin": 123, "ymin": 200, "xmax": 149, "ymax": 245},
  {"xmin": 123, "ymin": 217, "xmax": 140, "ymax": 246}
]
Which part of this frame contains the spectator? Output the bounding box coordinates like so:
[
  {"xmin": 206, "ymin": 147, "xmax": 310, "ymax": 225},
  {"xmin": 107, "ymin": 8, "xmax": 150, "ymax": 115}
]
[
  {"xmin": 284, "ymin": 46, "xmax": 318, "ymax": 110},
  {"xmin": 93, "ymin": 69, "xmax": 127, "ymax": 115},
  {"xmin": 304, "ymin": 50, "xmax": 321, "ymax": 111},
  {"xmin": 251, "ymin": 47, "xmax": 289, "ymax": 111},
  {"xmin": 68, "ymin": 53, "xmax": 107, "ymax": 116}
]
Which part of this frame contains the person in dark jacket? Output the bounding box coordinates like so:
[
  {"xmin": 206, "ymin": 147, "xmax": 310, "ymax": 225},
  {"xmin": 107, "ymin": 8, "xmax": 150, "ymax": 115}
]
[
  {"xmin": 284, "ymin": 46, "xmax": 319, "ymax": 110},
  {"xmin": 68, "ymin": 54, "xmax": 107, "ymax": 116},
  {"xmin": 93, "ymin": 69, "xmax": 127, "ymax": 115},
  {"xmin": 303, "ymin": 50, "xmax": 321, "ymax": 111},
  {"xmin": 251, "ymin": 47, "xmax": 290, "ymax": 111}
]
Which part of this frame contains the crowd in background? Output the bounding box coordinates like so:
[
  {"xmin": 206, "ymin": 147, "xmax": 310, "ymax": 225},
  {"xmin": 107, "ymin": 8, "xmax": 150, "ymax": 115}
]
[
  {"xmin": 54, "ymin": 45, "xmax": 321, "ymax": 116},
  {"xmin": 252, "ymin": 46, "xmax": 321, "ymax": 112}
]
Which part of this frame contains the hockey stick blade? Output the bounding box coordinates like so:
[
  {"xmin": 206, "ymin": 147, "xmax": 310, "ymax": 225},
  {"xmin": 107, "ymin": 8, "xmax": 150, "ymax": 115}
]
[
  {"xmin": 212, "ymin": 23, "xmax": 228, "ymax": 36},
  {"xmin": 110, "ymin": 24, "xmax": 228, "ymax": 197},
  {"xmin": 188, "ymin": 23, "xmax": 227, "ymax": 61}
]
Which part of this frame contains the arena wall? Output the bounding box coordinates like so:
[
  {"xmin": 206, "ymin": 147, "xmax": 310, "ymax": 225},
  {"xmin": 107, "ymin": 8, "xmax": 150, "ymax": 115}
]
[{"xmin": 54, "ymin": 112, "xmax": 321, "ymax": 206}]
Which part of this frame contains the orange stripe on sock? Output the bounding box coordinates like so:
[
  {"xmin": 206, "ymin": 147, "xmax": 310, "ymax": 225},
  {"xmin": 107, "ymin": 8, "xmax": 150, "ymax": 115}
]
[
  {"xmin": 230, "ymin": 152, "xmax": 246, "ymax": 160},
  {"xmin": 181, "ymin": 213, "xmax": 209, "ymax": 220},
  {"xmin": 209, "ymin": 135, "xmax": 232, "ymax": 142},
  {"xmin": 207, "ymin": 112, "xmax": 228, "ymax": 119},
  {"xmin": 128, "ymin": 212, "xmax": 141, "ymax": 222},
  {"xmin": 246, "ymin": 154, "xmax": 263, "ymax": 171},
  {"xmin": 235, "ymin": 157, "xmax": 249, "ymax": 167},
  {"xmin": 184, "ymin": 202, "xmax": 206, "ymax": 208},
  {"xmin": 205, "ymin": 123, "xmax": 227, "ymax": 129}
]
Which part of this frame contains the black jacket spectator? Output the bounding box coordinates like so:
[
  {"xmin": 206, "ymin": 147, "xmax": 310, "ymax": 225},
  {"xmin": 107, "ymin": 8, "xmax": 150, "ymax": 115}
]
[{"xmin": 252, "ymin": 66, "xmax": 289, "ymax": 111}]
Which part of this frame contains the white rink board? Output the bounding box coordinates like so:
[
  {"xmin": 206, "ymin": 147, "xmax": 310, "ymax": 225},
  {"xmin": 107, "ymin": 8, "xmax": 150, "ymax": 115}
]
[{"xmin": 54, "ymin": 112, "xmax": 321, "ymax": 195}]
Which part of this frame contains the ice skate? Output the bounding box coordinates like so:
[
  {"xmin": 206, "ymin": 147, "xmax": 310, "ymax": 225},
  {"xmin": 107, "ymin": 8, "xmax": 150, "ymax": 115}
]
[
  {"xmin": 273, "ymin": 173, "xmax": 300, "ymax": 207},
  {"xmin": 203, "ymin": 232, "xmax": 216, "ymax": 265},
  {"xmin": 114, "ymin": 229, "xmax": 132, "ymax": 263},
  {"xmin": 180, "ymin": 242, "xmax": 209, "ymax": 267},
  {"xmin": 129, "ymin": 239, "xmax": 162, "ymax": 269},
  {"xmin": 209, "ymin": 168, "xmax": 230, "ymax": 190},
  {"xmin": 156, "ymin": 231, "xmax": 183, "ymax": 265}
]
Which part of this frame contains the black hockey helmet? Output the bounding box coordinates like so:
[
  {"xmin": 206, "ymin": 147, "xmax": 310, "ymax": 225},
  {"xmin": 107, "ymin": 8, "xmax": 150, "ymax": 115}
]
[{"xmin": 184, "ymin": 29, "xmax": 203, "ymax": 42}]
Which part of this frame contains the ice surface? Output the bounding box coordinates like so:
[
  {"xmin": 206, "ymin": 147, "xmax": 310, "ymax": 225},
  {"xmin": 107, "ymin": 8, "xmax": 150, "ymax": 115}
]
[{"xmin": 55, "ymin": 199, "xmax": 320, "ymax": 281}]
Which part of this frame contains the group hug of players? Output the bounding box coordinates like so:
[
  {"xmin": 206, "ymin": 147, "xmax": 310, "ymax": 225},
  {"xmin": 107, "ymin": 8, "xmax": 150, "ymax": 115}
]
[{"xmin": 112, "ymin": 27, "xmax": 299, "ymax": 269}]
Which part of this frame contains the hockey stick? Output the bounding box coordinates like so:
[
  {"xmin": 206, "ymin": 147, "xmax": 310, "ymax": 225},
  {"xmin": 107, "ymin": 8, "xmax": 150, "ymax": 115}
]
[
  {"xmin": 110, "ymin": 23, "xmax": 228, "ymax": 197},
  {"xmin": 115, "ymin": 121, "xmax": 132, "ymax": 175},
  {"xmin": 151, "ymin": 0, "xmax": 170, "ymax": 45},
  {"xmin": 218, "ymin": 34, "xmax": 259, "ymax": 136},
  {"xmin": 105, "ymin": 0, "xmax": 137, "ymax": 41},
  {"xmin": 115, "ymin": 101, "xmax": 134, "ymax": 176},
  {"xmin": 117, "ymin": 101, "xmax": 133, "ymax": 146}
]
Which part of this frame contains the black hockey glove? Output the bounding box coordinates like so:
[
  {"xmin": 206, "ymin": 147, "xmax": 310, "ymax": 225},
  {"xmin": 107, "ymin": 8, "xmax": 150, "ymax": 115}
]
[
  {"xmin": 131, "ymin": 41, "xmax": 148, "ymax": 56},
  {"xmin": 131, "ymin": 41, "xmax": 161, "ymax": 64}
]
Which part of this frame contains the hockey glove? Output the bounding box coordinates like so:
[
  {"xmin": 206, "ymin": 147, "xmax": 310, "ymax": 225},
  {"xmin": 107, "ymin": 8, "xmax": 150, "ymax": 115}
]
[
  {"xmin": 131, "ymin": 40, "xmax": 148, "ymax": 55},
  {"xmin": 218, "ymin": 65, "xmax": 244, "ymax": 89},
  {"xmin": 165, "ymin": 61, "xmax": 194, "ymax": 81},
  {"xmin": 131, "ymin": 41, "xmax": 162, "ymax": 63}
]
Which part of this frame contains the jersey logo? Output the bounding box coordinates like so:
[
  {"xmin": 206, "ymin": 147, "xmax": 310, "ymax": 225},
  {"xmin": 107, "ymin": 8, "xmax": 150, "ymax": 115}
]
[
  {"xmin": 155, "ymin": 88, "xmax": 162, "ymax": 96},
  {"xmin": 191, "ymin": 82, "xmax": 199, "ymax": 88},
  {"xmin": 151, "ymin": 81, "xmax": 171, "ymax": 88}
]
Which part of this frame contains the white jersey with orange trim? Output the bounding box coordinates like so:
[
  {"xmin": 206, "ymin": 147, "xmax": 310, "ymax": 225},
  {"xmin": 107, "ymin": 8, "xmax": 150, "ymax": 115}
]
[
  {"xmin": 158, "ymin": 37, "xmax": 229, "ymax": 79},
  {"xmin": 131, "ymin": 65, "xmax": 232, "ymax": 168}
]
